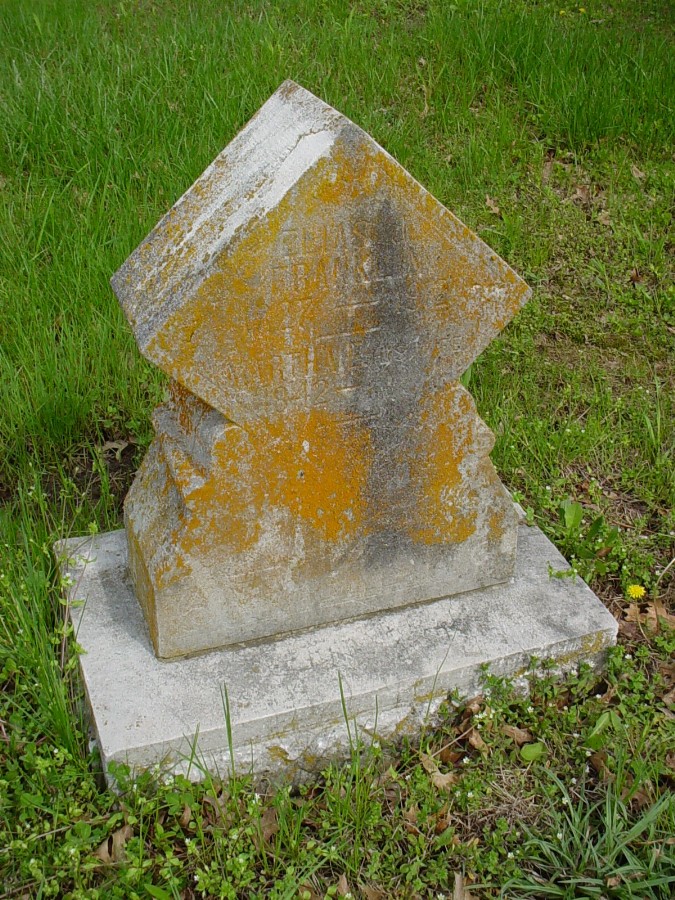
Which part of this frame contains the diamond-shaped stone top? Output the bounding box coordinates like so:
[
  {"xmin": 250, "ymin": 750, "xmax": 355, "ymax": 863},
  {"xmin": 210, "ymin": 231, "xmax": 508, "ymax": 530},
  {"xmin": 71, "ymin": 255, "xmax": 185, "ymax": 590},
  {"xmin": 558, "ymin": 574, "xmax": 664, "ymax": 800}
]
[{"xmin": 112, "ymin": 81, "xmax": 530, "ymax": 427}]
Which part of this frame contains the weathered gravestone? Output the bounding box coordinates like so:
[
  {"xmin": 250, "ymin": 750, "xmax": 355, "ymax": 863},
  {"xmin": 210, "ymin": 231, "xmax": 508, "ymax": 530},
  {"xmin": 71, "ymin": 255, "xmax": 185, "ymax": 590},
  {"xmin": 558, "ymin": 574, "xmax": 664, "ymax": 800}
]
[
  {"xmin": 111, "ymin": 80, "xmax": 530, "ymax": 659},
  {"xmin": 56, "ymin": 82, "xmax": 617, "ymax": 781}
]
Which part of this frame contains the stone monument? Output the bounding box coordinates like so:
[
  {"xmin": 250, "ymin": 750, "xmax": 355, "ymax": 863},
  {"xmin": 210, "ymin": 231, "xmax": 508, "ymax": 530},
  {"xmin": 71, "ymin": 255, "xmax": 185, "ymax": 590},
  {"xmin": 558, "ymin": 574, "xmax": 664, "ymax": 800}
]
[{"xmin": 56, "ymin": 82, "xmax": 617, "ymax": 781}]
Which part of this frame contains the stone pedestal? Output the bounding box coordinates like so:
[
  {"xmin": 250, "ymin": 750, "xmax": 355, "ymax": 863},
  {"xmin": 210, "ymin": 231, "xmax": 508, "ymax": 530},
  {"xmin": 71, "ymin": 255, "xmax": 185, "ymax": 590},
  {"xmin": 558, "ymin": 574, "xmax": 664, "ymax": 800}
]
[{"xmin": 56, "ymin": 519, "xmax": 617, "ymax": 784}]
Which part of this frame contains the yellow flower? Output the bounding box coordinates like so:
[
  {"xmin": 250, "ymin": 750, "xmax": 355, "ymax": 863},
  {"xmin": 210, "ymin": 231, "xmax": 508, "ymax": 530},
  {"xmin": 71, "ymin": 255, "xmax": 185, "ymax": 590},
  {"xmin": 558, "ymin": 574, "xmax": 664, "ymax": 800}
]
[{"xmin": 627, "ymin": 584, "xmax": 646, "ymax": 600}]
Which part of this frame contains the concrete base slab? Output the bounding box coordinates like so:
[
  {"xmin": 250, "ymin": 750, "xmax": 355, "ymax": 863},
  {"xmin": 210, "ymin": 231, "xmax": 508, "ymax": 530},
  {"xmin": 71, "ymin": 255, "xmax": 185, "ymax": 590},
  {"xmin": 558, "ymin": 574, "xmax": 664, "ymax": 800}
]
[{"xmin": 56, "ymin": 522, "xmax": 617, "ymax": 784}]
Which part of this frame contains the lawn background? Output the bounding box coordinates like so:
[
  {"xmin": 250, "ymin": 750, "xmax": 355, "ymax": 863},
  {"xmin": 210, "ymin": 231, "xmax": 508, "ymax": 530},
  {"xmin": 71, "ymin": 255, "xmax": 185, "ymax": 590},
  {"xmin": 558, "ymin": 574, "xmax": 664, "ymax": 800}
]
[{"xmin": 0, "ymin": 1, "xmax": 673, "ymax": 897}]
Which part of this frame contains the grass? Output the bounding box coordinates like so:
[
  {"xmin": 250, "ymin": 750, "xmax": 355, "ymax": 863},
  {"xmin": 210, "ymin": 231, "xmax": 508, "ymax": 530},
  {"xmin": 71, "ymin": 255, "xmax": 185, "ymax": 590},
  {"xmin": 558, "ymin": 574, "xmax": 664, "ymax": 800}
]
[{"xmin": 0, "ymin": 0, "xmax": 673, "ymax": 896}]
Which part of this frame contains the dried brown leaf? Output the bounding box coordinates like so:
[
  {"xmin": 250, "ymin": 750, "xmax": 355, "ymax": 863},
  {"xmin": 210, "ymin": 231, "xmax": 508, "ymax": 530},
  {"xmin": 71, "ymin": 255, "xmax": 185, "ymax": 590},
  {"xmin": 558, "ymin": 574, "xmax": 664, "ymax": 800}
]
[
  {"xmin": 485, "ymin": 195, "xmax": 501, "ymax": 217},
  {"xmin": 420, "ymin": 753, "xmax": 459, "ymax": 791},
  {"xmin": 464, "ymin": 696, "xmax": 483, "ymax": 715},
  {"xmin": 403, "ymin": 804, "xmax": 419, "ymax": 826},
  {"xmin": 98, "ymin": 439, "xmax": 130, "ymax": 459},
  {"xmin": 589, "ymin": 751, "xmax": 613, "ymax": 783},
  {"xmin": 597, "ymin": 210, "xmax": 611, "ymax": 226},
  {"xmin": 202, "ymin": 790, "xmax": 230, "ymax": 824},
  {"xmin": 260, "ymin": 806, "xmax": 278, "ymax": 843},
  {"xmin": 631, "ymin": 164, "xmax": 646, "ymax": 180},
  {"xmin": 656, "ymin": 660, "xmax": 675, "ymax": 682},
  {"xmin": 403, "ymin": 803, "xmax": 421, "ymax": 834},
  {"xmin": 629, "ymin": 784, "xmax": 653, "ymax": 811},
  {"xmin": 626, "ymin": 601, "xmax": 675, "ymax": 632},
  {"xmin": 571, "ymin": 184, "xmax": 591, "ymax": 206},
  {"xmin": 439, "ymin": 747, "xmax": 463, "ymax": 765},
  {"xmin": 94, "ymin": 824, "xmax": 133, "ymax": 864},
  {"xmin": 420, "ymin": 752, "xmax": 438, "ymax": 774},
  {"xmin": 361, "ymin": 887, "xmax": 387, "ymax": 900},
  {"xmin": 653, "ymin": 600, "xmax": 675, "ymax": 630},
  {"xmin": 467, "ymin": 728, "xmax": 487, "ymax": 753},
  {"xmin": 434, "ymin": 807, "xmax": 450, "ymax": 834},
  {"xmin": 179, "ymin": 804, "xmax": 192, "ymax": 827},
  {"xmin": 336, "ymin": 873, "xmax": 350, "ymax": 896},
  {"xmin": 617, "ymin": 618, "xmax": 641, "ymax": 641},
  {"xmin": 502, "ymin": 724, "xmax": 534, "ymax": 746},
  {"xmin": 432, "ymin": 770, "xmax": 459, "ymax": 791}
]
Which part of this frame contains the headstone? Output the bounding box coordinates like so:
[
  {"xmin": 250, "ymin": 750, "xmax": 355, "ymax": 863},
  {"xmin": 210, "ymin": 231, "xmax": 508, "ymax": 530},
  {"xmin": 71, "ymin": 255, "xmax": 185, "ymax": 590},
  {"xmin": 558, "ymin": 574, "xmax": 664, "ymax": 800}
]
[
  {"xmin": 111, "ymin": 81, "xmax": 530, "ymax": 659},
  {"xmin": 55, "ymin": 82, "xmax": 617, "ymax": 783}
]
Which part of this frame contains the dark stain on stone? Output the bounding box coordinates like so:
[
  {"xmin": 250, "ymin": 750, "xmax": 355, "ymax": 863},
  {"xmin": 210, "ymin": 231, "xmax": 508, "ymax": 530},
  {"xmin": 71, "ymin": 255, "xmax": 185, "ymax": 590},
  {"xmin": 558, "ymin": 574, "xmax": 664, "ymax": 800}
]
[{"xmin": 350, "ymin": 197, "xmax": 429, "ymax": 565}]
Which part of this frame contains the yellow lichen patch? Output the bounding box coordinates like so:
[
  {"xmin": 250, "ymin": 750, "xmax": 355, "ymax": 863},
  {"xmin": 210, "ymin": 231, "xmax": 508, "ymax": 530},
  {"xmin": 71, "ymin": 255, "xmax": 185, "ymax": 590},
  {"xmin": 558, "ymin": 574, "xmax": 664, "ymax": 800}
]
[
  {"xmin": 263, "ymin": 408, "xmax": 372, "ymax": 544},
  {"xmin": 146, "ymin": 401, "xmax": 372, "ymax": 587},
  {"xmin": 148, "ymin": 177, "xmax": 357, "ymax": 418},
  {"xmin": 408, "ymin": 383, "xmax": 479, "ymax": 544},
  {"xmin": 488, "ymin": 508, "xmax": 506, "ymax": 543},
  {"xmin": 147, "ymin": 127, "xmax": 528, "ymax": 426},
  {"xmin": 181, "ymin": 425, "xmax": 262, "ymax": 554}
]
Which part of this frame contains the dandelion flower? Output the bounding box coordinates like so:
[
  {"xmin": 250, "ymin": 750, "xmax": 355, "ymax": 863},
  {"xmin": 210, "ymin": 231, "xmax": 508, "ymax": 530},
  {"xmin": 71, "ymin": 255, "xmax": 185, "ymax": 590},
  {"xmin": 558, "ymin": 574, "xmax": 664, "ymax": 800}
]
[{"xmin": 627, "ymin": 584, "xmax": 646, "ymax": 600}]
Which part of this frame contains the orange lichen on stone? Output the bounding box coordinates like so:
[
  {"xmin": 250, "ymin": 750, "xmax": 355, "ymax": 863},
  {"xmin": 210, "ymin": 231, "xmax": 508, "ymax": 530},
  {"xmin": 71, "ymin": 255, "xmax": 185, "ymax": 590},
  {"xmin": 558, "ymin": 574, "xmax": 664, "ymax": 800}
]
[
  {"xmin": 113, "ymin": 81, "xmax": 531, "ymax": 658},
  {"xmin": 264, "ymin": 410, "xmax": 371, "ymax": 544}
]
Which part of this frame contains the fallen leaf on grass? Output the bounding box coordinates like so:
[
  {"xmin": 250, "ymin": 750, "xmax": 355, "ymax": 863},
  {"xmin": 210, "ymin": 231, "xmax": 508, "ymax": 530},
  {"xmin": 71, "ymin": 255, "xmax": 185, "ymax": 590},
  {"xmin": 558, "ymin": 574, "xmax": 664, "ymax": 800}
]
[
  {"xmin": 485, "ymin": 195, "xmax": 502, "ymax": 217},
  {"xmin": 94, "ymin": 824, "xmax": 133, "ymax": 864},
  {"xmin": 439, "ymin": 746, "xmax": 463, "ymax": 765},
  {"xmin": 589, "ymin": 751, "xmax": 613, "ymax": 783},
  {"xmin": 625, "ymin": 601, "xmax": 675, "ymax": 632},
  {"xmin": 98, "ymin": 439, "xmax": 130, "ymax": 460},
  {"xmin": 617, "ymin": 618, "xmax": 641, "ymax": 641},
  {"xmin": 179, "ymin": 804, "xmax": 192, "ymax": 827},
  {"xmin": 626, "ymin": 783, "xmax": 653, "ymax": 811},
  {"xmin": 656, "ymin": 660, "xmax": 675, "ymax": 682},
  {"xmin": 502, "ymin": 724, "xmax": 534, "ymax": 746},
  {"xmin": 597, "ymin": 210, "xmax": 611, "ymax": 226},
  {"xmin": 467, "ymin": 695, "xmax": 484, "ymax": 713},
  {"xmin": 420, "ymin": 753, "xmax": 459, "ymax": 791},
  {"xmin": 254, "ymin": 806, "xmax": 278, "ymax": 847},
  {"xmin": 403, "ymin": 804, "xmax": 421, "ymax": 834},
  {"xmin": 570, "ymin": 184, "xmax": 591, "ymax": 206},
  {"xmin": 661, "ymin": 687, "xmax": 675, "ymax": 708},
  {"xmin": 336, "ymin": 873, "xmax": 350, "ymax": 896},
  {"xmin": 467, "ymin": 728, "xmax": 487, "ymax": 753},
  {"xmin": 434, "ymin": 807, "xmax": 451, "ymax": 834},
  {"xmin": 631, "ymin": 164, "xmax": 646, "ymax": 180},
  {"xmin": 360, "ymin": 887, "xmax": 387, "ymax": 900}
]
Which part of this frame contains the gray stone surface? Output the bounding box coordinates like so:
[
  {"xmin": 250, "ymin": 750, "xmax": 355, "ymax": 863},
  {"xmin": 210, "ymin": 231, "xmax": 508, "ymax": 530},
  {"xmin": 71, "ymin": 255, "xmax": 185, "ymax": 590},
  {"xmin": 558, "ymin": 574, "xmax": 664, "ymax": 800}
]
[
  {"xmin": 111, "ymin": 81, "xmax": 531, "ymax": 658},
  {"xmin": 56, "ymin": 519, "xmax": 617, "ymax": 784}
]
